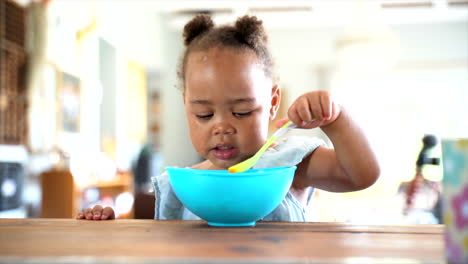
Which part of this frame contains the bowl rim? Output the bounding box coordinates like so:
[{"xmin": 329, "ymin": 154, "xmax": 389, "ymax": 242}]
[{"xmin": 166, "ymin": 166, "xmax": 297, "ymax": 177}]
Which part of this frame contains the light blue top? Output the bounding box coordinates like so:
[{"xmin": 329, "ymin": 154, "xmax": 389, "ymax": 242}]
[{"xmin": 151, "ymin": 135, "xmax": 326, "ymax": 222}]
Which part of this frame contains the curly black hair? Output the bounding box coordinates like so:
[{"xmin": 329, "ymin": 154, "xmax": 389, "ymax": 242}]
[{"xmin": 177, "ymin": 14, "xmax": 276, "ymax": 90}]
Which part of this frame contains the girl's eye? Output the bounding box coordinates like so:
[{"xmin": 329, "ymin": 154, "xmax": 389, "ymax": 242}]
[
  {"xmin": 196, "ymin": 113, "xmax": 213, "ymax": 119},
  {"xmin": 233, "ymin": 112, "xmax": 252, "ymax": 118}
]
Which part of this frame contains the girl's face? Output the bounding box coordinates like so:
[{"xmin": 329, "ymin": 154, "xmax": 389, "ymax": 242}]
[{"xmin": 184, "ymin": 47, "xmax": 280, "ymax": 170}]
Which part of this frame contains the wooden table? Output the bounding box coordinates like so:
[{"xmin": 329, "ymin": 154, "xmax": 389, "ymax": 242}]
[{"xmin": 0, "ymin": 218, "xmax": 444, "ymax": 263}]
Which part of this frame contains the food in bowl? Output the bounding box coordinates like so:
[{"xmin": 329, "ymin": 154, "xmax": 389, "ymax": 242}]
[{"xmin": 166, "ymin": 166, "xmax": 296, "ymax": 227}]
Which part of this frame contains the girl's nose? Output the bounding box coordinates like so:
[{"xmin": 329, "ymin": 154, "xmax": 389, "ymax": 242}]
[{"xmin": 212, "ymin": 122, "xmax": 236, "ymax": 135}]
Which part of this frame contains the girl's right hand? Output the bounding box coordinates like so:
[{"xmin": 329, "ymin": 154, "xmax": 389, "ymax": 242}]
[
  {"xmin": 285, "ymin": 90, "xmax": 340, "ymax": 129},
  {"xmin": 76, "ymin": 205, "xmax": 115, "ymax": 220}
]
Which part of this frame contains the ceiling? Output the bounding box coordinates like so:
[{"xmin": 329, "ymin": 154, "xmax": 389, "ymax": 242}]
[
  {"xmin": 14, "ymin": 0, "xmax": 468, "ymax": 29},
  {"xmin": 112, "ymin": 0, "xmax": 468, "ymax": 28},
  {"xmin": 159, "ymin": 0, "xmax": 468, "ymax": 29}
]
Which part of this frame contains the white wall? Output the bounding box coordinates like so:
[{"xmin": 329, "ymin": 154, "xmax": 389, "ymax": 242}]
[
  {"xmin": 268, "ymin": 21, "xmax": 467, "ymax": 99},
  {"xmin": 394, "ymin": 22, "xmax": 468, "ymax": 62},
  {"xmin": 155, "ymin": 15, "xmax": 202, "ymax": 168}
]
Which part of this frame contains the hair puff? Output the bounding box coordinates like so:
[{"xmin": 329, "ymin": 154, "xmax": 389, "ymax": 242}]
[
  {"xmin": 234, "ymin": 15, "xmax": 267, "ymax": 47},
  {"xmin": 183, "ymin": 14, "xmax": 215, "ymax": 46}
]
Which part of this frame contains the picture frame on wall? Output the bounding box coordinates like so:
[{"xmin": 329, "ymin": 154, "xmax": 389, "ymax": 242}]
[{"xmin": 57, "ymin": 71, "xmax": 81, "ymax": 133}]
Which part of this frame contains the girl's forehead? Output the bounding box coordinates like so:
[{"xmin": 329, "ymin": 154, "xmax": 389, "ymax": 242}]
[
  {"xmin": 187, "ymin": 46, "xmax": 258, "ymax": 67},
  {"xmin": 186, "ymin": 48, "xmax": 268, "ymax": 84},
  {"xmin": 184, "ymin": 47, "xmax": 272, "ymax": 101}
]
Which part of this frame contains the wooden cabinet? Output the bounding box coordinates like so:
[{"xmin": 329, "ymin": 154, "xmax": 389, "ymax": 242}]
[
  {"xmin": 40, "ymin": 169, "xmax": 76, "ymax": 218},
  {"xmin": 40, "ymin": 169, "xmax": 133, "ymax": 218}
]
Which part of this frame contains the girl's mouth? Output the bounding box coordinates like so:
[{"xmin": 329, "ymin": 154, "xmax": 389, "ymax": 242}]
[{"xmin": 212, "ymin": 144, "xmax": 237, "ymax": 160}]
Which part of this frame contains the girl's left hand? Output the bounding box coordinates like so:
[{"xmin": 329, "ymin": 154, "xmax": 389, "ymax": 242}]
[{"xmin": 276, "ymin": 91, "xmax": 341, "ymax": 129}]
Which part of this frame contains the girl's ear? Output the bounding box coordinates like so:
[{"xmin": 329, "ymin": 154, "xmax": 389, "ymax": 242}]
[{"xmin": 269, "ymin": 84, "xmax": 281, "ymax": 120}]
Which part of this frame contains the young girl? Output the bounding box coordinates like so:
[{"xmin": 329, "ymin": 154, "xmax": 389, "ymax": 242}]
[{"xmin": 77, "ymin": 14, "xmax": 380, "ymax": 221}]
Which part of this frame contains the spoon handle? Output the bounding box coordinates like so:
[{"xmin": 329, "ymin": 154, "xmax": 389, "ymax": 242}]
[
  {"xmin": 228, "ymin": 121, "xmax": 296, "ymax": 173},
  {"xmin": 254, "ymin": 121, "xmax": 295, "ymax": 159},
  {"xmin": 272, "ymin": 121, "xmax": 297, "ymax": 138}
]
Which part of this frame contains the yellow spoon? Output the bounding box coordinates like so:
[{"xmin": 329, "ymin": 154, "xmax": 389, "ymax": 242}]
[{"xmin": 228, "ymin": 120, "xmax": 296, "ymax": 173}]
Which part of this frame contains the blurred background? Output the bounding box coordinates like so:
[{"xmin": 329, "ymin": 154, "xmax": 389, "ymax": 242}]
[{"xmin": 0, "ymin": 0, "xmax": 466, "ymax": 224}]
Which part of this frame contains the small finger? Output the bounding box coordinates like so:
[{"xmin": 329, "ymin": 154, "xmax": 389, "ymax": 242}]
[
  {"xmin": 84, "ymin": 208, "xmax": 93, "ymax": 220},
  {"xmin": 320, "ymin": 93, "xmax": 332, "ymax": 120},
  {"xmin": 76, "ymin": 212, "xmax": 85, "ymax": 219},
  {"xmin": 92, "ymin": 205, "xmax": 104, "ymax": 220},
  {"xmin": 297, "ymin": 101, "xmax": 314, "ymax": 123},
  {"xmin": 101, "ymin": 207, "xmax": 115, "ymax": 220},
  {"xmin": 287, "ymin": 107, "xmax": 302, "ymax": 127},
  {"xmin": 309, "ymin": 101, "xmax": 324, "ymax": 122}
]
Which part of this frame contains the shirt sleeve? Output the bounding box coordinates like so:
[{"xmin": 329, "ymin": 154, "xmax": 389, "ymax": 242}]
[{"xmin": 151, "ymin": 171, "xmax": 184, "ymax": 220}]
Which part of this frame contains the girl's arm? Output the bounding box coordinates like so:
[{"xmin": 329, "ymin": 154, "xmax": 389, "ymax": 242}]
[
  {"xmin": 284, "ymin": 91, "xmax": 380, "ymax": 192},
  {"xmin": 296, "ymin": 107, "xmax": 380, "ymax": 192}
]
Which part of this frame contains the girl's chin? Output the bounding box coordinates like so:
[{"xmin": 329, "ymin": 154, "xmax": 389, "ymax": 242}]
[{"xmin": 208, "ymin": 159, "xmax": 238, "ymax": 170}]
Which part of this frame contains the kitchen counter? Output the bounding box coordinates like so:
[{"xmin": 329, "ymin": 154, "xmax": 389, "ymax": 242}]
[{"xmin": 0, "ymin": 218, "xmax": 444, "ymax": 263}]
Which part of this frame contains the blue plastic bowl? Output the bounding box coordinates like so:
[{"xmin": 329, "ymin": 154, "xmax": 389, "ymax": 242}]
[{"xmin": 166, "ymin": 166, "xmax": 296, "ymax": 227}]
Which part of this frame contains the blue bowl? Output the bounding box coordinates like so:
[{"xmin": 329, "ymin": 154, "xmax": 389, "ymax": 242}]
[{"xmin": 166, "ymin": 166, "xmax": 296, "ymax": 227}]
